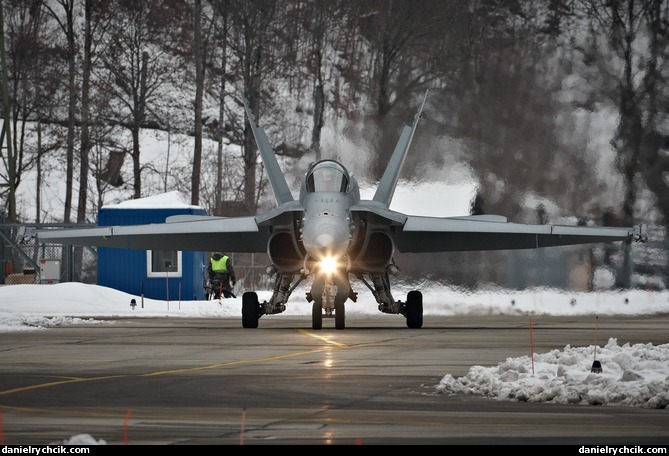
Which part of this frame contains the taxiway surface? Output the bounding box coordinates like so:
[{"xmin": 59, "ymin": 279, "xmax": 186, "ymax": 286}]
[{"xmin": 1, "ymin": 314, "xmax": 668, "ymax": 445}]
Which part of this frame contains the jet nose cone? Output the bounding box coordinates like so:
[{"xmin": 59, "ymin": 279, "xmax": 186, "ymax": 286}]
[
  {"xmin": 314, "ymin": 233, "xmax": 335, "ymax": 249},
  {"xmin": 302, "ymin": 213, "xmax": 350, "ymax": 259}
]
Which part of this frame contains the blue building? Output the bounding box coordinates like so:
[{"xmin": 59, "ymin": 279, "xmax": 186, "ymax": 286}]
[{"xmin": 97, "ymin": 192, "xmax": 208, "ymax": 301}]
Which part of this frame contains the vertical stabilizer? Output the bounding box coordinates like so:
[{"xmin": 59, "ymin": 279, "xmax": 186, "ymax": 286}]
[
  {"xmin": 242, "ymin": 95, "xmax": 295, "ymax": 205},
  {"xmin": 372, "ymin": 90, "xmax": 428, "ymax": 207}
]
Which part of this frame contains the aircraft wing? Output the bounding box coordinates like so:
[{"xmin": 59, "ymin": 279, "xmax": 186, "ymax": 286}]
[
  {"xmin": 37, "ymin": 215, "xmax": 271, "ymax": 253},
  {"xmin": 390, "ymin": 214, "xmax": 647, "ymax": 253}
]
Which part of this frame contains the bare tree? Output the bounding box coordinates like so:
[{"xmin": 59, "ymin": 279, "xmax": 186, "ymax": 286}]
[
  {"xmin": 192, "ymin": 0, "xmax": 204, "ymax": 205},
  {"xmin": 0, "ymin": 0, "xmax": 16, "ymax": 223},
  {"xmin": 573, "ymin": 0, "xmax": 669, "ymax": 285},
  {"xmin": 302, "ymin": 2, "xmax": 340, "ymax": 160},
  {"xmin": 98, "ymin": 0, "xmax": 188, "ymax": 199},
  {"xmin": 214, "ymin": 0, "xmax": 229, "ymax": 214},
  {"xmin": 227, "ymin": 0, "xmax": 279, "ymax": 213},
  {"xmin": 593, "ymin": 0, "xmax": 645, "ymax": 227},
  {"xmin": 206, "ymin": 0, "xmax": 230, "ymax": 214},
  {"xmin": 574, "ymin": 0, "xmax": 668, "ymax": 228},
  {"xmin": 0, "ymin": 0, "xmax": 68, "ymax": 224},
  {"xmin": 191, "ymin": 0, "xmax": 218, "ymax": 207},
  {"xmin": 76, "ymin": 0, "xmax": 114, "ymax": 223},
  {"xmin": 639, "ymin": 0, "xmax": 669, "ymax": 228},
  {"xmin": 354, "ymin": 0, "xmax": 458, "ymax": 179},
  {"xmin": 42, "ymin": 0, "xmax": 77, "ymax": 223}
]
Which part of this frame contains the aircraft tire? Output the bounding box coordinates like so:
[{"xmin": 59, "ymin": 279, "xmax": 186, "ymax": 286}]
[
  {"xmin": 312, "ymin": 302, "xmax": 323, "ymax": 330},
  {"xmin": 406, "ymin": 290, "xmax": 423, "ymax": 329},
  {"xmin": 335, "ymin": 301, "xmax": 345, "ymax": 330},
  {"xmin": 242, "ymin": 292, "xmax": 260, "ymax": 328}
]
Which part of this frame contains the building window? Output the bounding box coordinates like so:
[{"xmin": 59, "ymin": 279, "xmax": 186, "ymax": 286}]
[{"xmin": 146, "ymin": 250, "xmax": 182, "ymax": 278}]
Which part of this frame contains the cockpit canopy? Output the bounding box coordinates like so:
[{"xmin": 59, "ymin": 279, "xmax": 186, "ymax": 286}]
[{"xmin": 306, "ymin": 160, "xmax": 350, "ymax": 193}]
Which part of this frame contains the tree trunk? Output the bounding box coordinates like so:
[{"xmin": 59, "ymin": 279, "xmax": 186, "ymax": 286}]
[
  {"xmin": 132, "ymin": 126, "xmax": 142, "ymax": 199},
  {"xmin": 0, "ymin": 0, "xmax": 15, "ymax": 222},
  {"xmin": 215, "ymin": 0, "xmax": 229, "ymax": 215},
  {"xmin": 64, "ymin": 0, "xmax": 76, "ymax": 224},
  {"xmin": 191, "ymin": 0, "xmax": 203, "ymax": 206},
  {"xmin": 77, "ymin": 0, "xmax": 92, "ymax": 223}
]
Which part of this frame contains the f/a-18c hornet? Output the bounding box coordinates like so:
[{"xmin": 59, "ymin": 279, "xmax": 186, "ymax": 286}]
[{"xmin": 38, "ymin": 92, "xmax": 648, "ymax": 330}]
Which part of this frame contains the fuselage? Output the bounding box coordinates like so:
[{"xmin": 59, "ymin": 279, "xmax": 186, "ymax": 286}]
[{"xmin": 299, "ymin": 160, "xmax": 360, "ymax": 270}]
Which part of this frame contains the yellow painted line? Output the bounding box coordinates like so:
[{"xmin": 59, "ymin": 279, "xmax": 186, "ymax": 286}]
[
  {"xmin": 1, "ymin": 328, "xmax": 350, "ymax": 390},
  {"xmin": 0, "ymin": 404, "xmax": 131, "ymax": 418},
  {"xmin": 0, "ymin": 375, "xmax": 126, "ymax": 396},
  {"xmin": 144, "ymin": 329, "xmax": 348, "ymax": 376},
  {"xmin": 142, "ymin": 347, "xmax": 336, "ymax": 376},
  {"xmin": 297, "ymin": 329, "xmax": 348, "ymax": 347}
]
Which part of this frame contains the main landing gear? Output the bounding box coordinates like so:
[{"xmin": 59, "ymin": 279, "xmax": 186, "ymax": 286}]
[
  {"xmin": 241, "ymin": 292, "xmax": 260, "ymax": 328},
  {"xmin": 404, "ymin": 290, "xmax": 423, "ymax": 329},
  {"xmin": 241, "ymin": 288, "xmax": 423, "ymax": 329},
  {"xmin": 360, "ymin": 271, "xmax": 424, "ymax": 329},
  {"xmin": 240, "ymin": 271, "xmax": 424, "ymax": 330}
]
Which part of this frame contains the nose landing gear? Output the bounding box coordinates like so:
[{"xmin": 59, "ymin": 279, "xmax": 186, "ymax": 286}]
[{"xmin": 308, "ymin": 272, "xmax": 347, "ymax": 330}]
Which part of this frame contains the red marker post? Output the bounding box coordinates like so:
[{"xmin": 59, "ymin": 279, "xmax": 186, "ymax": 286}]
[
  {"xmin": 124, "ymin": 409, "xmax": 132, "ymax": 445},
  {"xmin": 240, "ymin": 407, "xmax": 246, "ymax": 445},
  {"xmin": 529, "ymin": 317, "xmax": 535, "ymax": 376}
]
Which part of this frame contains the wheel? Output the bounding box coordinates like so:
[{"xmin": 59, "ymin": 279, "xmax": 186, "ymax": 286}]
[
  {"xmin": 312, "ymin": 301, "xmax": 323, "ymax": 330},
  {"xmin": 334, "ymin": 300, "xmax": 345, "ymax": 330},
  {"xmin": 405, "ymin": 290, "xmax": 423, "ymax": 329},
  {"xmin": 242, "ymin": 292, "xmax": 259, "ymax": 328}
]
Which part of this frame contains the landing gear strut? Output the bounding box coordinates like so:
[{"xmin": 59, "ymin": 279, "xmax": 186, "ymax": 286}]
[{"xmin": 360, "ymin": 271, "xmax": 424, "ymax": 328}]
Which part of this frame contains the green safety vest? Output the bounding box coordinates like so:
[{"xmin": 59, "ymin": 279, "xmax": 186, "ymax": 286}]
[{"xmin": 211, "ymin": 256, "xmax": 228, "ymax": 272}]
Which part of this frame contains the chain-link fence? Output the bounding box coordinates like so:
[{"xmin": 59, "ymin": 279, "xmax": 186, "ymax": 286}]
[{"xmin": 0, "ymin": 223, "xmax": 98, "ymax": 284}]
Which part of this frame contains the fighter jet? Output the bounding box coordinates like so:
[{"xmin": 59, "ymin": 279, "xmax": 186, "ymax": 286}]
[{"xmin": 37, "ymin": 92, "xmax": 648, "ymax": 330}]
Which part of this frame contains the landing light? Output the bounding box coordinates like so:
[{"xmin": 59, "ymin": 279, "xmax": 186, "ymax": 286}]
[{"xmin": 320, "ymin": 257, "xmax": 337, "ymax": 275}]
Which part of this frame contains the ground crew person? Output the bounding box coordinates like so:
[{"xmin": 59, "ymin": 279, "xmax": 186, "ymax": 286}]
[{"xmin": 208, "ymin": 252, "xmax": 236, "ymax": 299}]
